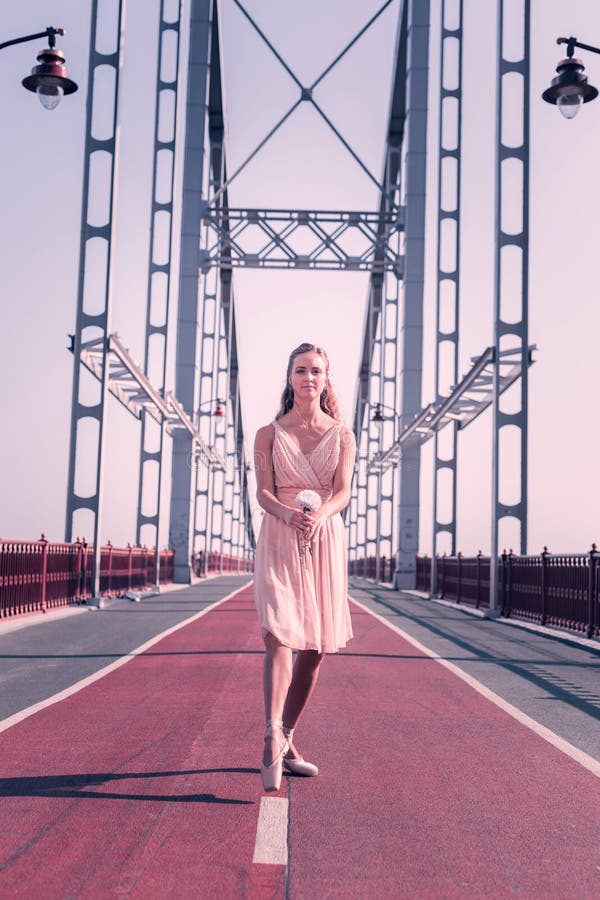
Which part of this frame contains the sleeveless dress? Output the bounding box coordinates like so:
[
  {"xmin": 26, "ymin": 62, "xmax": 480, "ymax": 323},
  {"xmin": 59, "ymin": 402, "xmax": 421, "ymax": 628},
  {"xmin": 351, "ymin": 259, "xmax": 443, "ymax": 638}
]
[{"xmin": 253, "ymin": 420, "xmax": 353, "ymax": 654}]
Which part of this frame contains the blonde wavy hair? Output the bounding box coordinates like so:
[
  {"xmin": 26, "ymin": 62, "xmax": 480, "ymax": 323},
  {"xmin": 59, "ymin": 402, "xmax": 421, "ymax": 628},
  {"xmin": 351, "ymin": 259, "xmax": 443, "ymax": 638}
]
[{"xmin": 275, "ymin": 342, "xmax": 341, "ymax": 421}]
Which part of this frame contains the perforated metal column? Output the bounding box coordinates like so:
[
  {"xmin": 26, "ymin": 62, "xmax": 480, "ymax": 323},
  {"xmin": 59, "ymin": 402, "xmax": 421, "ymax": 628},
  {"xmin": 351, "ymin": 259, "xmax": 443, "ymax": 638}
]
[
  {"xmin": 354, "ymin": 395, "xmax": 369, "ymax": 563},
  {"xmin": 350, "ymin": 8, "xmax": 409, "ymax": 581},
  {"xmin": 221, "ymin": 308, "xmax": 235, "ymax": 558},
  {"xmin": 137, "ymin": 0, "xmax": 184, "ymax": 563},
  {"xmin": 431, "ymin": 0, "xmax": 463, "ymax": 591},
  {"xmin": 366, "ymin": 276, "xmax": 384, "ymax": 565},
  {"xmin": 224, "ymin": 366, "xmax": 240, "ymax": 558},
  {"xmin": 377, "ymin": 270, "xmax": 401, "ymax": 579},
  {"xmin": 394, "ymin": 0, "xmax": 430, "ymax": 589},
  {"xmin": 489, "ymin": 0, "xmax": 530, "ymax": 609},
  {"xmin": 169, "ymin": 0, "xmax": 213, "ymax": 582},
  {"xmin": 65, "ymin": 0, "xmax": 125, "ymax": 599},
  {"xmin": 194, "ymin": 262, "xmax": 221, "ymax": 561},
  {"xmin": 207, "ymin": 282, "xmax": 230, "ymax": 559},
  {"xmin": 220, "ymin": 276, "xmax": 246, "ymax": 561},
  {"xmin": 348, "ymin": 465, "xmax": 359, "ymax": 562},
  {"xmin": 375, "ymin": 145, "xmax": 402, "ymax": 580}
]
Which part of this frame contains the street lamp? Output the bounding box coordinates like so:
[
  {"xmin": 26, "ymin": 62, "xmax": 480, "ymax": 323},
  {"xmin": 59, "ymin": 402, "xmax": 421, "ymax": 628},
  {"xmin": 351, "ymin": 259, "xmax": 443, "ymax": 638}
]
[
  {"xmin": 371, "ymin": 402, "xmax": 400, "ymax": 429},
  {"xmin": 196, "ymin": 397, "xmax": 226, "ymax": 427},
  {"xmin": 0, "ymin": 26, "xmax": 78, "ymax": 111},
  {"xmin": 542, "ymin": 37, "xmax": 599, "ymax": 119}
]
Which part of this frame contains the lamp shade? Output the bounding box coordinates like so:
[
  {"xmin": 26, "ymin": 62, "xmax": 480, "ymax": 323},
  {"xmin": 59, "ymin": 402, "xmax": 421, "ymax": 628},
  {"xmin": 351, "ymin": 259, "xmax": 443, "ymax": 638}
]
[
  {"xmin": 22, "ymin": 48, "xmax": 78, "ymax": 109},
  {"xmin": 542, "ymin": 58, "xmax": 598, "ymax": 118}
]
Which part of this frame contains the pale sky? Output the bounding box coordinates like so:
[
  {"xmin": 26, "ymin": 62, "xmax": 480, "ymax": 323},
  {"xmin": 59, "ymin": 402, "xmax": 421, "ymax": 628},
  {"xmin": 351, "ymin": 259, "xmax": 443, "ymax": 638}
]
[{"xmin": 1, "ymin": 0, "xmax": 599, "ymax": 558}]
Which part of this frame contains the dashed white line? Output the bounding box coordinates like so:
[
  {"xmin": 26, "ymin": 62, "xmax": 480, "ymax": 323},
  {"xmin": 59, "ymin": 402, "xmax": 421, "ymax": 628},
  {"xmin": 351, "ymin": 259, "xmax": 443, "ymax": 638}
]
[
  {"xmin": 253, "ymin": 796, "xmax": 289, "ymax": 865},
  {"xmin": 350, "ymin": 594, "xmax": 600, "ymax": 780},
  {"xmin": 0, "ymin": 580, "xmax": 253, "ymax": 736}
]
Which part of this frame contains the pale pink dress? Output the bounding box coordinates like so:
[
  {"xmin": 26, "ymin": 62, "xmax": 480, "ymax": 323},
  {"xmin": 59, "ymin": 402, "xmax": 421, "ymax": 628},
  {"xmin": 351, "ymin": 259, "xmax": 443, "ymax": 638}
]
[{"xmin": 253, "ymin": 420, "xmax": 353, "ymax": 654}]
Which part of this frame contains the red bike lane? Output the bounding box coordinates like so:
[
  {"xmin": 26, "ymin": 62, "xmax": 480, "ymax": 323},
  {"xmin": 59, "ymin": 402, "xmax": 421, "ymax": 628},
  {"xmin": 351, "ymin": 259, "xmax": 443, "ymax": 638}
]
[
  {"xmin": 287, "ymin": 602, "xmax": 600, "ymax": 897},
  {"xmin": 0, "ymin": 586, "xmax": 282, "ymax": 899},
  {"xmin": 0, "ymin": 585, "xmax": 598, "ymax": 898}
]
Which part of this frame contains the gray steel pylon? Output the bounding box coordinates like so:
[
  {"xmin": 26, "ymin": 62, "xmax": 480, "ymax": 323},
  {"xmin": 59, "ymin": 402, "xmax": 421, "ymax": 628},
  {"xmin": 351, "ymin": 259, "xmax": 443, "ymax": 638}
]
[
  {"xmin": 64, "ymin": 0, "xmax": 126, "ymax": 604},
  {"xmin": 489, "ymin": 0, "xmax": 531, "ymax": 612}
]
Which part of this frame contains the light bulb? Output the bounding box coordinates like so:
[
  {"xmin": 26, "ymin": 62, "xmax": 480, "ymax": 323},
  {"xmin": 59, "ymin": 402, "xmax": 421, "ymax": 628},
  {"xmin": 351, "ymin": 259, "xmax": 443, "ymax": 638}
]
[
  {"xmin": 36, "ymin": 83, "xmax": 64, "ymax": 111},
  {"xmin": 556, "ymin": 85, "xmax": 584, "ymax": 119}
]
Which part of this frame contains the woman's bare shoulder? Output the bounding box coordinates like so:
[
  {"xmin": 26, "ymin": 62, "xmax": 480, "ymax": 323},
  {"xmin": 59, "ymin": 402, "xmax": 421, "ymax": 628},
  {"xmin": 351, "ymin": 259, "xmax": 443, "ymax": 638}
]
[
  {"xmin": 255, "ymin": 422, "xmax": 276, "ymax": 444},
  {"xmin": 339, "ymin": 425, "xmax": 356, "ymax": 448}
]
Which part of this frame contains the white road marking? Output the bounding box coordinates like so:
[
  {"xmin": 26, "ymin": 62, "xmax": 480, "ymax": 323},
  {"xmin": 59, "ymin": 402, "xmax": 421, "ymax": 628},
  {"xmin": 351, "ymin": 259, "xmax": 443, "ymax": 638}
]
[
  {"xmin": 0, "ymin": 580, "xmax": 253, "ymax": 736},
  {"xmin": 253, "ymin": 796, "xmax": 289, "ymax": 865},
  {"xmin": 350, "ymin": 595, "xmax": 600, "ymax": 780}
]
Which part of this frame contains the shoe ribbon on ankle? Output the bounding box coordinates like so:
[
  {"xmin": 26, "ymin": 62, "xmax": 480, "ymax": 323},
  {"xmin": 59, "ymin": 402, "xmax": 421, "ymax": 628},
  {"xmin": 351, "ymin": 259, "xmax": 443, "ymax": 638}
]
[{"xmin": 265, "ymin": 719, "xmax": 283, "ymax": 734}]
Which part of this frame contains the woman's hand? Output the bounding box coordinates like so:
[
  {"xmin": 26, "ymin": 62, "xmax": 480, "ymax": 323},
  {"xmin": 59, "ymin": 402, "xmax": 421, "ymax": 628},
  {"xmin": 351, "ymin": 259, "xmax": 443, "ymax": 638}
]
[
  {"xmin": 282, "ymin": 507, "xmax": 312, "ymax": 536},
  {"xmin": 305, "ymin": 507, "xmax": 328, "ymax": 543}
]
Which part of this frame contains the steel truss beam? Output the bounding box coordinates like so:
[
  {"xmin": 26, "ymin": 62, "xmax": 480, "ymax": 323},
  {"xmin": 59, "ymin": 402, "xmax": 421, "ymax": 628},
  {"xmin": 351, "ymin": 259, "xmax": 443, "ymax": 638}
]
[
  {"xmin": 369, "ymin": 345, "xmax": 535, "ymax": 472},
  {"xmin": 199, "ymin": 207, "xmax": 404, "ymax": 273},
  {"xmin": 78, "ymin": 333, "xmax": 225, "ymax": 470}
]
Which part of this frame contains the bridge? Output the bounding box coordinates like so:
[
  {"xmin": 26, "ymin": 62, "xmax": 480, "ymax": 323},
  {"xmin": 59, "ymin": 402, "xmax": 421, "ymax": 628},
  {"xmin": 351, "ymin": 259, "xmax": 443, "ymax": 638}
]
[{"xmin": 0, "ymin": 0, "xmax": 599, "ymax": 896}]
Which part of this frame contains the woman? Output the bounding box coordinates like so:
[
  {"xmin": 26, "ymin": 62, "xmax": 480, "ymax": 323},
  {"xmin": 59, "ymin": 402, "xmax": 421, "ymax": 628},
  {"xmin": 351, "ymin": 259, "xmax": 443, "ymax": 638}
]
[{"xmin": 253, "ymin": 342, "xmax": 356, "ymax": 791}]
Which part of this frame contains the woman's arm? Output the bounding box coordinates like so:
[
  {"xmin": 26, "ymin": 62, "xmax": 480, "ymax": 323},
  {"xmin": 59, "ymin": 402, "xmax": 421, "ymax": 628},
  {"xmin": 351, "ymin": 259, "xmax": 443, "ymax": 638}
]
[
  {"xmin": 305, "ymin": 427, "xmax": 356, "ymax": 540},
  {"xmin": 254, "ymin": 425, "xmax": 311, "ymax": 533}
]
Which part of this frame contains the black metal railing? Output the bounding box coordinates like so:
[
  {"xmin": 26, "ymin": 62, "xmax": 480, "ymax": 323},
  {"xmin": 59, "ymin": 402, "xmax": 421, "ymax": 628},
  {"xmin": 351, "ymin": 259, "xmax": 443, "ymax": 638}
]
[
  {"xmin": 414, "ymin": 548, "xmax": 600, "ymax": 639},
  {"xmin": 348, "ymin": 556, "xmax": 396, "ymax": 584}
]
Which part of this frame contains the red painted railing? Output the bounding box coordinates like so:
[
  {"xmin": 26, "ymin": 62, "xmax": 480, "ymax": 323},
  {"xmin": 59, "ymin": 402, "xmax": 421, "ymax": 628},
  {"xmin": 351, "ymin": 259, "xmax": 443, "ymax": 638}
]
[
  {"xmin": 351, "ymin": 550, "xmax": 600, "ymax": 639},
  {"xmin": 0, "ymin": 536, "xmax": 175, "ymax": 618},
  {"xmin": 415, "ymin": 549, "xmax": 600, "ymax": 639},
  {"xmin": 192, "ymin": 551, "xmax": 254, "ymax": 577},
  {"xmin": 348, "ymin": 556, "xmax": 396, "ymax": 584}
]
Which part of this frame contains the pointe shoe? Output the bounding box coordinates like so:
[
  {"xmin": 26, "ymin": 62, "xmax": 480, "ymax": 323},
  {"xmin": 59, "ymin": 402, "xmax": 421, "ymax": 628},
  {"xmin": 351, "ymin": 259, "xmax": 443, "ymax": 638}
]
[
  {"xmin": 282, "ymin": 726, "xmax": 319, "ymax": 777},
  {"xmin": 261, "ymin": 720, "xmax": 289, "ymax": 792}
]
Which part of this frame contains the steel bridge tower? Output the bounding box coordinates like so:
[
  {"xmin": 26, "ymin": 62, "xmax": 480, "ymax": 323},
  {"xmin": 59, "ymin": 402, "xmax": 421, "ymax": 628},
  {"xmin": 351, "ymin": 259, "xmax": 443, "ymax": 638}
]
[
  {"xmin": 361, "ymin": 0, "xmax": 532, "ymax": 610},
  {"xmin": 63, "ymin": 0, "xmax": 440, "ymax": 594}
]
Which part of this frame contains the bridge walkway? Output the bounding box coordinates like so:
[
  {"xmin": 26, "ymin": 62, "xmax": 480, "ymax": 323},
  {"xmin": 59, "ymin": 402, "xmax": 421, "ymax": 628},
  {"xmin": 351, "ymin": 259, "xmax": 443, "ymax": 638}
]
[{"xmin": 0, "ymin": 576, "xmax": 598, "ymax": 898}]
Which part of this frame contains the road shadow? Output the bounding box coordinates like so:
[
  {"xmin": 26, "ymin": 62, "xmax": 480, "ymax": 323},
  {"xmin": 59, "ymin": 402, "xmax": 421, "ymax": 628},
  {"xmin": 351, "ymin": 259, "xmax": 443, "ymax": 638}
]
[
  {"xmin": 350, "ymin": 588, "xmax": 600, "ymax": 720},
  {"xmin": 0, "ymin": 768, "xmax": 257, "ymax": 804}
]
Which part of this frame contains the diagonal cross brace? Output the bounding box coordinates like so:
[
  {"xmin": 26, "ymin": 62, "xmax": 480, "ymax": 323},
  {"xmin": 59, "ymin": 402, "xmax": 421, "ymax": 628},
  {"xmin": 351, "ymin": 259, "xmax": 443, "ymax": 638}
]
[{"xmin": 210, "ymin": 0, "xmax": 396, "ymax": 204}]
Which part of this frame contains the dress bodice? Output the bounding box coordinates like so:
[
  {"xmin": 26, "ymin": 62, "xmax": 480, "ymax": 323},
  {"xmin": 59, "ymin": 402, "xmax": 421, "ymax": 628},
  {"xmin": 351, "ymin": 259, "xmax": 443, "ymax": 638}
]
[{"xmin": 271, "ymin": 420, "xmax": 341, "ymax": 504}]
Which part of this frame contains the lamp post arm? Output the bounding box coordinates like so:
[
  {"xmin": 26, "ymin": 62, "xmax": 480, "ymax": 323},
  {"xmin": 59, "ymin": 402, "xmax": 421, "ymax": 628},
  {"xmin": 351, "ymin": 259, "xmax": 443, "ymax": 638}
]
[
  {"xmin": 0, "ymin": 26, "xmax": 64, "ymax": 52},
  {"xmin": 557, "ymin": 36, "xmax": 600, "ymax": 58}
]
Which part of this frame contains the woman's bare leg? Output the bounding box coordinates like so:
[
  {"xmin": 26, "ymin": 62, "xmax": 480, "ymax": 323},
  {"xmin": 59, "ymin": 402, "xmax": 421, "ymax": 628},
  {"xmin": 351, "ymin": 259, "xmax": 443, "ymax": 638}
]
[
  {"xmin": 263, "ymin": 632, "xmax": 293, "ymax": 765},
  {"xmin": 282, "ymin": 649, "xmax": 325, "ymax": 758}
]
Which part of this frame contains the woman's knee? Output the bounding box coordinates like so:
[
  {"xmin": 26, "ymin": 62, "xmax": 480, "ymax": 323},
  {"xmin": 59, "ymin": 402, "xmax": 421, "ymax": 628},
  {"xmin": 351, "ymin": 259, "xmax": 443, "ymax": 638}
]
[
  {"xmin": 263, "ymin": 631, "xmax": 288, "ymax": 653},
  {"xmin": 299, "ymin": 649, "xmax": 326, "ymax": 670}
]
